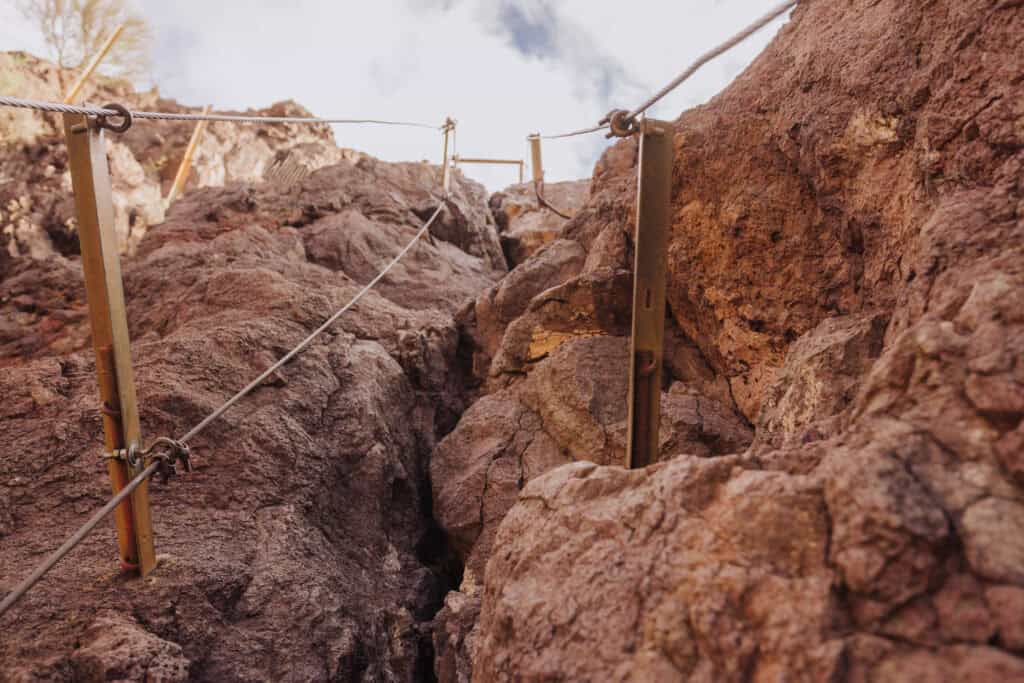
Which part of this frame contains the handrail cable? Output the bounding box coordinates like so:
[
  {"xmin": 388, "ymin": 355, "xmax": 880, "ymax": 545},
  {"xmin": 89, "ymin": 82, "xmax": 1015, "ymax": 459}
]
[
  {"xmin": 177, "ymin": 200, "xmax": 445, "ymax": 444},
  {"xmin": 0, "ymin": 0, "xmax": 801, "ymax": 619},
  {"xmin": 540, "ymin": 0, "xmax": 798, "ymax": 140},
  {"xmin": 0, "ymin": 200, "xmax": 447, "ymax": 620},
  {"xmin": 626, "ymin": 0, "xmax": 797, "ymax": 121},
  {"xmin": 0, "ymin": 96, "xmax": 441, "ymax": 129}
]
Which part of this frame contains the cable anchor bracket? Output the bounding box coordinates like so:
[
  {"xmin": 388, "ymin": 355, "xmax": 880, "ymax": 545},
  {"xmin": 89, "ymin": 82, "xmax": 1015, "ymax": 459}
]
[{"xmin": 105, "ymin": 437, "xmax": 193, "ymax": 483}]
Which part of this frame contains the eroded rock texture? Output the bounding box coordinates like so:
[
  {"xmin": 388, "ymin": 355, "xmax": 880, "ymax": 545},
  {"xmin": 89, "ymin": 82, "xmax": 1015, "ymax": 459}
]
[
  {"xmin": 0, "ymin": 145, "xmax": 504, "ymax": 680},
  {"xmin": 489, "ymin": 180, "xmax": 589, "ymax": 267},
  {"xmin": 467, "ymin": 0, "xmax": 1024, "ymax": 680}
]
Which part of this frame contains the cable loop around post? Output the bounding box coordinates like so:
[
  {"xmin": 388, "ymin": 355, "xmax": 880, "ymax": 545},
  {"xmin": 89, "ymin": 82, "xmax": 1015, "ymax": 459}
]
[
  {"xmin": 108, "ymin": 437, "xmax": 192, "ymax": 483},
  {"xmin": 95, "ymin": 102, "xmax": 133, "ymax": 133},
  {"xmin": 601, "ymin": 109, "xmax": 638, "ymax": 139}
]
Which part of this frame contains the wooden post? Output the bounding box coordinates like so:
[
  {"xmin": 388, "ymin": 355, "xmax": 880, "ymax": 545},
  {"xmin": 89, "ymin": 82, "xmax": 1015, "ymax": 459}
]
[
  {"xmin": 165, "ymin": 105, "xmax": 212, "ymax": 207},
  {"xmin": 63, "ymin": 24, "xmax": 125, "ymax": 104},
  {"xmin": 63, "ymin": 112, "xmax": 157, "ymax": 575},
  {"xmin": 626, "ymin": 119, "xmax": 673, "ymax": 469},
  {"xmin": 529, "ymin": 134, "xmax": 543, "ymax": 184}
]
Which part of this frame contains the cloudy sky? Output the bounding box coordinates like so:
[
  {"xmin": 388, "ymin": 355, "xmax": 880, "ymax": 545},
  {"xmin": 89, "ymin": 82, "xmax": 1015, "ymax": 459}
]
[{"xmin": 0, "ymin": 0, "xmax": 793, "ymax": 190}]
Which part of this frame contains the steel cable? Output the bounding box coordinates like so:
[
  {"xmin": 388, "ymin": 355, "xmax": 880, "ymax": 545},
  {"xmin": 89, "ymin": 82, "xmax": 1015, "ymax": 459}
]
[
  {"xmin": 0, "ymin": 461, "xmax": 161, "ymax": 619},
  {"xmin": 541, "ymin": 0, "xmax": 798, "ymax": 140},
  {"xmin": 0, "ymin": 201, "xmax": 447, "ymax": 620},
  {"xmin": 0, "ymin": 0, "xmax": 800, "ymax": 619},
  {"xmin": 0, "ymin": 96, "xmax": 440, "ymax": 129},
  {"xmin": 626, "ymin": 0, "xmax": 798, "ymax": 120},
  {"xmin": 176, "ymin": 201, "xmax": 445, "ymax": 444},
  {"xmin": 541, "ymin": 123, "xmax": 609, "ymax": 140}
]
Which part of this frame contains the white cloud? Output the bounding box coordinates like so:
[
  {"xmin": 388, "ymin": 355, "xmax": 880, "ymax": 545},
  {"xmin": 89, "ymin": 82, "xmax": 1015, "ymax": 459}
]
[{"xmin": 0, "ymin": 0, "xmax": 794, "ymax": 191}]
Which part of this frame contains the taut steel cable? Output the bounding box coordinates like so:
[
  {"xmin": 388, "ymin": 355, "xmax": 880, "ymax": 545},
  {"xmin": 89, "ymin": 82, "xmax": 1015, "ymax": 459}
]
[
  {"xmin": 0, "ymin": 96, "xmax": 441, "ymax": 129},
  {"xmin": 0, "ymin": 202, "xmax": 447, "ymax": 620},
  {"xmin": 541, "ymin": 0, "xmax": 798, "ymax": 140}
]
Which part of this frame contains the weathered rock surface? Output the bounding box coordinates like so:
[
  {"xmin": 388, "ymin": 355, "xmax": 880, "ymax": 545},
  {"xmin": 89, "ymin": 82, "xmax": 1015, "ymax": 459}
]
[
  {"xmin": 489, "ymin": 180, "xmax": 589, "ymax": 267},
  {"xmin": 6, "ymin": 0, "xmax": 1024, "ymax": 679},
  {"xmin": 468, "ymin": 0, "xmax": 1024, "ymax": 680},
  {"xmin": 0, "ymin": 140, "xmax": 504, "ymax": 680},
  {"xmin": 0, "ymin": 51, "xmax": 341, "ymax": 262}
]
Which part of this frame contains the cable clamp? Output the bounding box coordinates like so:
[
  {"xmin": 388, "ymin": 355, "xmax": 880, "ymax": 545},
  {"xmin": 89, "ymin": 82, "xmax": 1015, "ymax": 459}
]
[
  {"xmin": 105, "ymin": 437, "xmax": 192, "ymax": 483},
  {"xmin": 601, "ymin": 109, "xmax": 638, "ymax": 139},
  {"xmin": 96, "ymin": 102, "xmax": 133, "ymax": 133}
]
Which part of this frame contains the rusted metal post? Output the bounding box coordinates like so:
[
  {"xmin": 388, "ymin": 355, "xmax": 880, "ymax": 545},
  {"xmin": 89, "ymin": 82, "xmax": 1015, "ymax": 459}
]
[
  {"xmin": 63, "ymin": 24, "xmax": 125, "ymax": 104},
  {"xmin": 63, "ymin": 112, "xmax": 157, "ymax": 575},
  {"xmin": 165, "ymin": 105, "xmax": 212, "ymax": 207},
  {"xmin": 626, "ymin": 118, "xmax": 673, "ymax": 469}
]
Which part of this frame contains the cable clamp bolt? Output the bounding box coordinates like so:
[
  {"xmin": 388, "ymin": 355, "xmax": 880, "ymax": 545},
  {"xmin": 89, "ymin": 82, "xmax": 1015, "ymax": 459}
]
[{"xmin": 105, "ymin": 437, "xmax": 192, "ymax": 483}]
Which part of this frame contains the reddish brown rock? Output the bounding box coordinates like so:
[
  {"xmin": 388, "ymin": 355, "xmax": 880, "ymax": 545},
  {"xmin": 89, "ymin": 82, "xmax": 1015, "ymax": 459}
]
[
  {"xmin": 754, "ymin": 311, "xmax": 888, "ymax": 448},
  {"xmin": 433, "ymin": 335, "xmax": 752, "ymax": 595},
  {"xmin": 468, "ymin": 0, "xmax": 1024, "ymax": 680},
  {"xmin": 0, "ymin": 149, "xmax": 502, "ymax": 680},
  {"xmin": 489, "ymin": 180, "xmax": 589, "ymax": 267}
]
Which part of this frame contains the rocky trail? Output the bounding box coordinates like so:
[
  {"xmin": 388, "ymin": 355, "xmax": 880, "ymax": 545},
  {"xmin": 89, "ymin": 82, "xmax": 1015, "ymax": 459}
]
[{"xmin": 2, "ymin": 0, "xmax": 1024, "ymax": 681}]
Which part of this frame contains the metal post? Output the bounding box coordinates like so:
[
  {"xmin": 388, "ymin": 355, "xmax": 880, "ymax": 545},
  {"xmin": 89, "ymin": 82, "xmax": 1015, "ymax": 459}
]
[
  {"xmin": 63, "ymin": 24, "xmax": 125, "ymax": 104},
  {"xmin": 529, "ymin": 134, "xmax": 543, "ymax": 184},
  {"xmin": 165, "ymin": 105, "xmax": 212, "ymax": 207},
  {"xmin": 442, "ymin": 117, "xmax": 454, "ymax": 195},
  {"xmin": 63, "ymin": 113, "xmax": 157, "ymax": 575},
  {"xmin": 449, "ymin": 156, "xmax": 525, "ymax": 184},
  {"xmin": 626, "ymin": 118, "xmax": 673, "ymax": 469}
]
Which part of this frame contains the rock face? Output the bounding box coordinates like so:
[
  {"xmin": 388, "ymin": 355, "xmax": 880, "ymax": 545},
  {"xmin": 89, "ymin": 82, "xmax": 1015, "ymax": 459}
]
[
  {"xmin": 0, "ymin": 128, "xmax": 505, "ymax": 680},
  {"xmin": 4, "ymin": 0, "xmax": 1024, "ymax": 679},
  {"xmin": 489, "ymin": 180, "xmax": 589, "ymax": 267},
  {"xmin": 0, "ymin": 51, "xmax": 341, "ymax": 262},
  {"xmin": 466, "ymin": 0, "xmax": 1024, "ymax": 680}
]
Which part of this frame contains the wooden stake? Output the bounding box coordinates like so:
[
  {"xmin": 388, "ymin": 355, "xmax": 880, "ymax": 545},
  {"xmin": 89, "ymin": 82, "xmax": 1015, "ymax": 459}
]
[
  {"xmin": 165, "ymin": 105, "xmax": 212, "ymax": 207},
  {"xmin": 63, "ymin": 24, "xmax": 125, "ymax": 105},
  {"xmin": 63, "ymin": 112, "xmax": 157, "ymax": 575},
  {"xmin": 626, "ymin": 119, "xmax": 673, "ymax": 469}
]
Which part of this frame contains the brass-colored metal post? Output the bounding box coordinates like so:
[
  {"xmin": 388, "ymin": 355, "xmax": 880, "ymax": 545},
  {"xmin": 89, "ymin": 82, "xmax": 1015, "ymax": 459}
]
[
  {"xmin": 442, "ymin": 118, "xmax": 454, "ymax": 195},
  {"xmin": 626, "ymin": 119, "xmax": 673, "ymax": 469},
  {"xmin": 63, "ymin": 24, "xmax": 125, "ymax": 104},
  {"xmin": 450, "ymin": 155, "xmax": 525, "ymax": 184},
  {"xmin": 165, "ymin": 104, "xmax": 212, "ymax": 207},
  {"xmin": 63, "ymin": 113, "xmax": 157, "ymax": 575},
  {"xmin": 452, "ymin": 156, "xmax": 524, "ymax": 165},
  {"xmin": 529, "ymin": 134, "xmax": 543, "ymax": 184}
]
